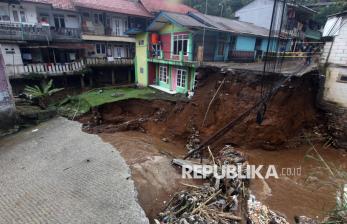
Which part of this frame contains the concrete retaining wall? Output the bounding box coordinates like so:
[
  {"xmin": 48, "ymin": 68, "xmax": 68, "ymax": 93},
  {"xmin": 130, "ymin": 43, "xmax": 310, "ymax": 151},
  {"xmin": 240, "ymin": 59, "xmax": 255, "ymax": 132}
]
[{"xmin": 0, "ymin": 53, "xmax": 16, "ymax": 136}]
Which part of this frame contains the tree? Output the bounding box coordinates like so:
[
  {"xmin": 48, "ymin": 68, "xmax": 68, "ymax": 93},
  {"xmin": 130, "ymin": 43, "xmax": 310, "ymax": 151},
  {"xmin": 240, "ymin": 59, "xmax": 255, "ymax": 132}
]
[
  {"xmin": 24, "ymin": 79, "xmax": 64, "ymax": 109},
  {"xmin": 183, "ymin": 0, "xmax": 252, "ymax": 18}
]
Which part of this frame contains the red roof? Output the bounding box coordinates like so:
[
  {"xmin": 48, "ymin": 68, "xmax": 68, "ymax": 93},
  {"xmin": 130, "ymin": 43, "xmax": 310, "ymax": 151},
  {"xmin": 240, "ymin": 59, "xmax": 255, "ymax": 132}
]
[
  {"xmin": 140, "ymin": 0, "xmax": 197, "ymax": 14},
  {"xmin": 73, "ymin": 0, "xmax": 152, "ymax": 17},
  {"xmin": 24, "ymin": 0, "xmax": 76, "ymax": 11}
]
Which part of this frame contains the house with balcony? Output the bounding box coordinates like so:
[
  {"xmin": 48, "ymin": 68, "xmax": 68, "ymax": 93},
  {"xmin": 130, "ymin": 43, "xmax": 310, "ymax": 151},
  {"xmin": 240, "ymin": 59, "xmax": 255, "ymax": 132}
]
[
  {"xmin": 319, "ymin": 10, "xmax": 347, "ymax": 148},
  {"xmin": 235, "ymin": 0, "xmax": 321, "ymax": 50},
  {"xmin": 134, "ymin": 11, "xmax": 273, "ymax": 94}
]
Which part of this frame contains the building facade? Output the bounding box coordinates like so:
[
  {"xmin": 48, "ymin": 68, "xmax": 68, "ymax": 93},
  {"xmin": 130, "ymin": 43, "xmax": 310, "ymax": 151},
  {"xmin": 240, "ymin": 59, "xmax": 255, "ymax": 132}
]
[
  {"xmin": 134, "ymin": 11, "xmax": 279, "ymax": 94},
  {"xmin": 320, "ymin": 11, "xmax": 347, "ymax": 148},
  {"xmin": 235, "ymin": 0, "xmax": 321, "ymax": 44},
  {"xmin": 0, "ymin": 52, "xmax": 16, "ymax": 136}
]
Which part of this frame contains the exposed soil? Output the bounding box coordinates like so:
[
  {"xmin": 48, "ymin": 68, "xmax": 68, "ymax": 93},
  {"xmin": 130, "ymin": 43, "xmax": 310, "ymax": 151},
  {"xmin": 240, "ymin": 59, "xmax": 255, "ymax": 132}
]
[{"xmin": 78, "ymin": 70, "xmax": 346, "ymax": 223}]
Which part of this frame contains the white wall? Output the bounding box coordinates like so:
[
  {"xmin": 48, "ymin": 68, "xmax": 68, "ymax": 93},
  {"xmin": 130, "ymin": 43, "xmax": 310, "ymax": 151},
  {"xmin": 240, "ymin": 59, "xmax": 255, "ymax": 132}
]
[
  {"xmin": 0, "ymin": 44, "xmax": 23, "ymax": 66},
  {"xmin": 322, "ymin": 16, "xmax": 347, "ymax": 65},
  {"xmin": 321, "ymin": 15, "xmax": 347, "ymax": 107},
  {"xmin": 235, "ymin": 0, "xmax": 284, "ymax": 31},
  {"xmin": 323, "ymin": 66, "xmax": 347, "ymax": 107}
]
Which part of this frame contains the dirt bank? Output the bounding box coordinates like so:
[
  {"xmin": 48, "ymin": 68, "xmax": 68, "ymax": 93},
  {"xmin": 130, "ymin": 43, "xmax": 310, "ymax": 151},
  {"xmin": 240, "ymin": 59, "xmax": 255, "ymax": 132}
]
[
  {"xmin": 78, "ymin": 71, "xmax": 344, "ymax": 223},
  {"xmin": 82, "ymin": 71, "xmax": 324, "ymax": 150}
]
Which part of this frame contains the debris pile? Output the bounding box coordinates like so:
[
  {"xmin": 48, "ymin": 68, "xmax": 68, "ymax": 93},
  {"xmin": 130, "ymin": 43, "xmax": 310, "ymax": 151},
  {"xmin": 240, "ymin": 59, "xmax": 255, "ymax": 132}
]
[
  {"xmin": 185, "ymin": 127, "xmax": 201, "ymax": 158},
  {"xmin": 158, "ymin": 146, "xmax": 247, "ymax": 223},
  {"xmin": 247, "ymin": 194, "xmax": 289, "ymax": 224}
]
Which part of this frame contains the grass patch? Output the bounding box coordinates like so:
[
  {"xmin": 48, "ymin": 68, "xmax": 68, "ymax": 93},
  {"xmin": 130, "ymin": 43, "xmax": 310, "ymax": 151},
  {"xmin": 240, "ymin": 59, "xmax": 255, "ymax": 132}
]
[{"xmin": 58, "ymin": 87, "xmax": 183, "ymax": 118}]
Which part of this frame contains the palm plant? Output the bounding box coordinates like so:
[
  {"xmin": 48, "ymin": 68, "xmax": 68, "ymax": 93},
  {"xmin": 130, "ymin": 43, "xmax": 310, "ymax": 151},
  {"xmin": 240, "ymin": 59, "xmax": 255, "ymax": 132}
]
[{"xmin": 24, "ymin": 80, "xmax": 64, "ymax": 109}]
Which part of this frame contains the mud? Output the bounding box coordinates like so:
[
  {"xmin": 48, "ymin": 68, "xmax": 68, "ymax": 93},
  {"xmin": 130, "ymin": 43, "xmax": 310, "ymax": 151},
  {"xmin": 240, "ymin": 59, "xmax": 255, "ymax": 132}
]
[{"xmin": 78, "ymin": 71, "xmax": 346, "ymax": 223}]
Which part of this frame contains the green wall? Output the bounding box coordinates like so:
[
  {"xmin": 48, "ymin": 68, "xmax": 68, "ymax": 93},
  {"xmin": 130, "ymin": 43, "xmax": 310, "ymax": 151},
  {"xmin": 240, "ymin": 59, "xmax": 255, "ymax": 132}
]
[{"xmin": 135, "ymin": 32, "xmax": 149, "ymax": 87}]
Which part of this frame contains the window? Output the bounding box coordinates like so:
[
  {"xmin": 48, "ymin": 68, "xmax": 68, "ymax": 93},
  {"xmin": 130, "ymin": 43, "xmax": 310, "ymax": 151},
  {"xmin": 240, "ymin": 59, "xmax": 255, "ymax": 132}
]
[
  {"xmin": 173, "ymin": 34, "xmax": 189, "ymax": 56},
  {"xmin": 96, "ymin": 43, "xmax": 106, "ymax": 54},
  {"xmin": 114, "ymin": 18, "xmax": 120, "ymax": 35},
  {"xmin": 5, "ymin": 48, "xmax": 15, "ymax": 54},
  {"xmin": 20, "ymin": 11, "xmax": 26, "ymax": 22},
  {"xmin": 138, "ymin": 40, "xmax": 144, "ymax": 46},
  {"xmin": 94, "ymin": 13, "xmax": 103, "ymax": 24},
  {"xmin": 12, "ymin": 10, "xmax": 19, "ymax": 22},
  {"xmin": 177, "ymin": 69, "xmax": 187, "ymax": 88},
  {"xmin": 217, "ymin": 42, "xmax": 225, "ymax": 56},
  {"xmin": 159, "ymin": 66, "xmax": 168, "ymax": 83},
  {"xmin": 54, "ymin": 15, "xmax": 65, "ymax": 28},
  {"xmin": 217, "ymin": 34, "xmax": 228, "ymax": 56},
  {"xmin": 140, "ymin": 67, "xmax": 144, "ymax": 74}
]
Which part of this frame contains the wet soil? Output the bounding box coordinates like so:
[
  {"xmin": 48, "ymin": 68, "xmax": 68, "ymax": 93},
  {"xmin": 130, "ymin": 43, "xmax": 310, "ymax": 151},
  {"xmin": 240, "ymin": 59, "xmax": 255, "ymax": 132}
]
[{"xmin": 78, "ymin": 71, "xmax": 346, "ymax": 223}]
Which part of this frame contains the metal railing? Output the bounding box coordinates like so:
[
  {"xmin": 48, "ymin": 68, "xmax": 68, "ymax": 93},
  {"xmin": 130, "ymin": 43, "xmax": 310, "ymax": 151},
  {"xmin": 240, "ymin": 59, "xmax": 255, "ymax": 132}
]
[
  {"xmin": 51, "ymin": 27, "xmax": 81, "ymax": 40},
  {"xmin": 0, "ymin": 22, "xmax": 51, "ymax": 41}
]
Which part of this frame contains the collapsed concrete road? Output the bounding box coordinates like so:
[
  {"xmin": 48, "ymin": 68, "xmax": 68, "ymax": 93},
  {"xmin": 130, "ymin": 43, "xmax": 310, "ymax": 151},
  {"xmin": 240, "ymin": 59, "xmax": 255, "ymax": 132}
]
[{"xmin": 0, "ymin": 117, "xmax": 149, "ymax": 224}]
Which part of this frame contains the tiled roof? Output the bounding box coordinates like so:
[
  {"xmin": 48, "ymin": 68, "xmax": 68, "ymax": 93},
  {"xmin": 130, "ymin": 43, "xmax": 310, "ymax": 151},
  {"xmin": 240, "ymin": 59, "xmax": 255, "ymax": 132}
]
[
  {"xmin": 25, "ymin": 0, "xmax": 153, "ymax": 17},
  {"xmin": 24, "ymin": 0, "xmax": 76, "ymax": 11},
  {"xmin": 73, "ymin": 0, "xmax": 152, "ymax": 17},
  {"xmin": 140, "ymin": 0, "xmax": 197, "ymax": 14}
]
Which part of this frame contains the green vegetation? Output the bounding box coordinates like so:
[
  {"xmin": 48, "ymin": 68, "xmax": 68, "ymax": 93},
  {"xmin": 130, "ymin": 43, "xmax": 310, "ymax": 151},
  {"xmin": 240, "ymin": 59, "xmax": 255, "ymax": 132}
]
[
  {"xmin": 183, "ymin": 0, "xmax": 252, "ymax": 18},
  {"xmin": 24, "ymin": 79, "xmax": 64, "ymax": 109},
  {"xmin": 58, "ymin": 87, "xmax": 183, "ymax": 118},
  {"xmin": 184, "ymin": 0, "xmax": 347, "ymax": 27}
]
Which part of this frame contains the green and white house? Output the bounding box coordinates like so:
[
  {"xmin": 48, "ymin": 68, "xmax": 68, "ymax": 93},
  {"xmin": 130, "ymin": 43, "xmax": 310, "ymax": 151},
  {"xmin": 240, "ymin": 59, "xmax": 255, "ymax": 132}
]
[{"xmin": 134, "ymin": 11, "xmax": 280, "ymax": 94}]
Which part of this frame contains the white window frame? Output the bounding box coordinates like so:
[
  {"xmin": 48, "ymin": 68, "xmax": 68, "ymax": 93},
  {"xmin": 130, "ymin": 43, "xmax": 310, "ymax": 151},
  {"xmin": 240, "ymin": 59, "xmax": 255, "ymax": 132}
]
[
  {"xmin": 173, "ymin": 34, "xmax": 189, "ymax": 56},
  {"xmin": 96, "ymin": 43, "xmax": 106, "ymax": 55},
  {"xmin": 176, "ymin": 69, "xmax": 187, "ymax": 88},
  {"xmin": 159, "ymin": 66, "xmax": 168, "ymax": 83}
]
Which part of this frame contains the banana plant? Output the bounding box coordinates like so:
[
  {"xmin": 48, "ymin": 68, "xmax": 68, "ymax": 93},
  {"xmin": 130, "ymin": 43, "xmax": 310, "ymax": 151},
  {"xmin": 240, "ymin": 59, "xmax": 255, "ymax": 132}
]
[{"xmin": 24, "ymin": 80, "xmax": 64, "ymax": 109}]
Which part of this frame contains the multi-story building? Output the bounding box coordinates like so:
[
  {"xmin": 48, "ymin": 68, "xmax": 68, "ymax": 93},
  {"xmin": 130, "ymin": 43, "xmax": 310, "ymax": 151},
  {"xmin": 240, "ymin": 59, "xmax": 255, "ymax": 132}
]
[
  {"xmin": 1, "ymin": 0, "xmax": 154, "ymax": 90},
  {"xmin": 235, "ymin": 0, "xmax": 321, "ymax": 48},
  {"xmin": 320, "ymin": 10, "xmax": 347, "ymax": 148},
  {"xmin": 134, "ymin": 11, "xmax": 272, "ymax": 94},
  {"xmin": 0, "ymin": 52, "xmax": 16, "ymax": 135}
]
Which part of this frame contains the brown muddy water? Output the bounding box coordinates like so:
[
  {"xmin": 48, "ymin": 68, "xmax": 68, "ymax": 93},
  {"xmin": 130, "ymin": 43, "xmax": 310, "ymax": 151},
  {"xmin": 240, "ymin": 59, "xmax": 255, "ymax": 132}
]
[{"xmin": 100, "ymin": 131, "xmax": 347, "ymax": 223}]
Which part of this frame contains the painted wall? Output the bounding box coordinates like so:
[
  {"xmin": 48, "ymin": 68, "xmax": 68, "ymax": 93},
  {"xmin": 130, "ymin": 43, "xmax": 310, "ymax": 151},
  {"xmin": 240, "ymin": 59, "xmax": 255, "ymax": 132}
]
[
  {"xmin": 323, "ymin": 66, "xmax": 347, "ymax": 107},
  {"xmin": 0, "ymin": 2, "xmax": 39, "ymax": 24},
  {"xmin": 0, "ymin": 44, "xmax": 23, "ymax": 66},
  {"xmin": 321, "ymin": 16, "xmax": 347, "ymax": 65},
  {"xmin": 235, "ymin": 36, "xmax": 256, "ymax": 51},
  {"xmin": 135, "ymin": 32, "xmax": 149, "ymax": 87},
  {"xmin": 235, "ymin": 0, "xmax": 284, "ymax": 31}
]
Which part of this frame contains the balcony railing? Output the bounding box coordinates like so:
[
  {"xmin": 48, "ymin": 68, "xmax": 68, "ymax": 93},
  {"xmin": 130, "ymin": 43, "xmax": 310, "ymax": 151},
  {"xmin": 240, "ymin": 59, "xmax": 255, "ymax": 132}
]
[
  {"xmin": 85, "ymin": 57, "xmax": 134, "ymax": 66},
  {"xmin": 0, "ymin": 22, "xmax": 51, "ymax": 41},
  {"xmin": 51, "ymin": 27, "xmax": 81, "ymax": 40},
  {"xmin": 6, "ymin": 57, "xmax": 134, "ymax": 78}
]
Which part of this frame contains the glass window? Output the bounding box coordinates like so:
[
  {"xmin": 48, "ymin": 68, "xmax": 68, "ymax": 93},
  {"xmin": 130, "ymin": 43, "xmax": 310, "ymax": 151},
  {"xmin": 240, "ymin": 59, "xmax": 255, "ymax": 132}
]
[
  {"xmin": 54, "ymin": 15, "xmax": 65, "ymax": 28},
  {"xmin": 177, "ymin": 69, "xmax": 187, "ymax": 88},
  {"xmin": 159, "ymin": 66, "xmax": 168, "ymax": 83},
  {"xmin": 20, "ymin": 11, "xmax": 26, "ymax": 22},
  {"xmin": 173, "ymin": 34, "xmax": 189, "ymax": 56},
  {"xmin": 96, "ymin": 44, "xmax": 106, "ymax": 54},
  {"xmin": 12, "ymin": 10, "xmax": 19, "ymax": 22}
]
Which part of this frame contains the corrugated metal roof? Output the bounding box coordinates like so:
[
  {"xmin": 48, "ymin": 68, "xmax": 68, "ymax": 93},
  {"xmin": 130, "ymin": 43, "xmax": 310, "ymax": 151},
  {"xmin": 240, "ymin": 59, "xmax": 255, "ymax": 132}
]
[
  {"xmin": 147, "ymin": 11, "xmax": 209, "ymax": 31},
  {"xmin": 189, "ymin": 12, "xmax": 270, "ymax": 37}
]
